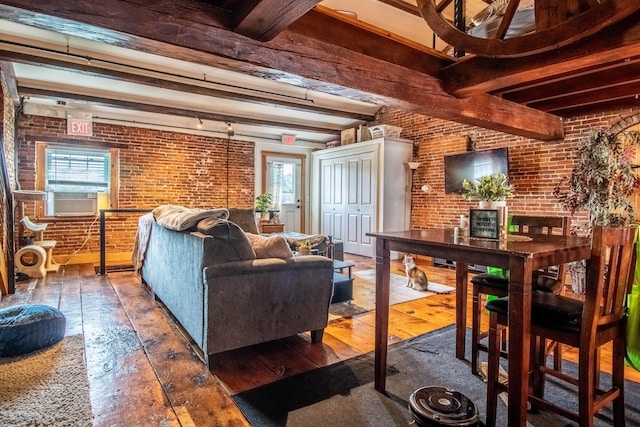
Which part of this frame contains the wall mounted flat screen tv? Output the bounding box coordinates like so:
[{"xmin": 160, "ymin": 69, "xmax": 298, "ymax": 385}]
[{"xmin": 444, "ymin": 148, "xmax": 509, "ymax": 194}]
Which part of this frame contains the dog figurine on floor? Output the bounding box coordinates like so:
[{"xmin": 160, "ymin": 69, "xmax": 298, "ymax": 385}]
[{"xmin": 403, "ymin": 254, "xmax": 430, "ymax": 291}]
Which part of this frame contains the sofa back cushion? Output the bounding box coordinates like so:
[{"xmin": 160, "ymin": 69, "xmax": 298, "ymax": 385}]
[
  {"xmin": 227, "ymin": 208, "xmax": 260, "ymax": 234},
  {"xmin": 197, "ymin": 219, "xmax": 256, "ymax": 263},
  {"xmin": 246, "ymin": 233, "xmax": 294, "ymax": 259}
]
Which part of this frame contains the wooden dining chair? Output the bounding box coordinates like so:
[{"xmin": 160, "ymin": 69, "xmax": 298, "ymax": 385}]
[
  {"xmin": 470, "ymin": 215, "xmax": 570, "ymax": 375},
  {"xmin": 485, "ymin": 225, "xmax": 637, "ymax": 427}
]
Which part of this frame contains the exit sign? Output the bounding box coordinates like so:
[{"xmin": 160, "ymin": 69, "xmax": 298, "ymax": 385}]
[
  {"xmin": 67, "ymin": 113, "xmax": 93, "ymax": 136},
  {"xmin": 281, "ymin": 134, "xmax": 296, "ymax": 145}
]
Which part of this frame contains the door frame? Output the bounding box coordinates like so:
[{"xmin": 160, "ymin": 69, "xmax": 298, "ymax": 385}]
[{"xmin": 261, "ymin": 151, "xmax": 307, "ymax": 233}]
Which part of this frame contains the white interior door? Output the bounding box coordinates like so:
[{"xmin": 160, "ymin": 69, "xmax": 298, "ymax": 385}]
[{"xmin": 265, "ymin": 155, "xmax": 303, "ymax": 233}]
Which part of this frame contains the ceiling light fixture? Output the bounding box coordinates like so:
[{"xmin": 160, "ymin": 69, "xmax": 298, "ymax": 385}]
[
  {"xmin": 226, "ymin": 122, "xmax": 234, "ymax": 137},
  {"xmin": 197, "ymin": 117, "xmax": 204, "ymax": 129}
]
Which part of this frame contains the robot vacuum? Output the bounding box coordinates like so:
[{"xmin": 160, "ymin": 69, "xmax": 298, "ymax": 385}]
[{"xmin": 409, "ymin": 386, "xmax": 479, "ymax": 427}]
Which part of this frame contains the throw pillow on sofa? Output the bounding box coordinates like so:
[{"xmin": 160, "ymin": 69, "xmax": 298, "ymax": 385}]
[
  {"xmin": 227, "ymin": 208, "xmax": 260, "ymax": 234},
  {"xmin": 197, "ymin": 219, "xmax": 257, "ymax": 263},
  {"xmin": 246, "ymin": 233, "xmax": 294, "ymax": 259}
]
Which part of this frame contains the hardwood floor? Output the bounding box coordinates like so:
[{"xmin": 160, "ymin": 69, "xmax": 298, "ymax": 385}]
[{"xmin": 1, "ymin": 254, "xmax": 638, "ymax": 426}]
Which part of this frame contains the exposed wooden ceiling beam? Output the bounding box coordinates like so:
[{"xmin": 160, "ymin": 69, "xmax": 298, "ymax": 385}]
[
  {"xmin": 232, "ymin": 0, "xmax": 321, "ymax": 41},
  {"xmin": 0, "ymin": 48, "xmax": 375, "ymax": 121},
  {"xmin": 375, "ymin": 0, "xmax": 422, "ymax": 16},
  {"xmin": 440, "ymin": 11, "xmax": 640, "ymax": 97},
  {"xmin": 0, "ymin": 61, "xmax": 20, "ymax": 105},
  {"xmin": 528, "ymin": 81, "xmax": 640, "ymax": 113},
  {"xmin": 291, "ymin": 8, "xmax": 452, "ymax": 75},
  {"xmin": 502, "ymin": 63, "xmax": 640, "ymax": 112},
  {"xmin": 549, "ymin": 96, "xmax": 640, "ymax": 118},
  {"xmin": 0, "ymin": 0, "xmax": 563, "ymax": 140},
  {"xmin": 19, "ymin": 86, "xmax": 342, "ymax": 135},
  {"xmin": 500, "ymin": 59, "xmax": 640, "ymax": 105}
]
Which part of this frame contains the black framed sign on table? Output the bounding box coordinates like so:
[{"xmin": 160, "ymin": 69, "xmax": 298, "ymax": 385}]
[{"xmin": 469, "ymin": 209, "xmax": 501, "ymax": 240}]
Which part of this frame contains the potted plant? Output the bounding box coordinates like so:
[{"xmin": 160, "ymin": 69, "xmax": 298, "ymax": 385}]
[
  {"xmin": 554, "ymin": 130, "xmax": 640, "ymax": 292},
  {"xmin": 462, "ymin": 172, "xmax": 515, "ymax": 208},
  {"xmin": 255, "ymin": 193, "xmax": 273, "ymax": 220}
]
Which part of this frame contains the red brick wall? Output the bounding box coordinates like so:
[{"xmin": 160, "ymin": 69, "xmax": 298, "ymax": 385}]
[
  {"xmin": 1, "ymin": 71, "xmax": 17, "ymax": 289},
  {"xmin": 17, "ymin": 114, "xmax": 254, "ymax": 258},
  {"xmin": 375, "ymin": 107, "xmax": 640, "ymax": 232},
  {"xmin": 13, "ymin": 105, "xmax": 640, "ymax": 260}
]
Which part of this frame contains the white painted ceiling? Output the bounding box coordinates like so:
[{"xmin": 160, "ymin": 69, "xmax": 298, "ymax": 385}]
[{"xmin": 1, "ymin": 15, "xmax": 383, "ymax": 146}]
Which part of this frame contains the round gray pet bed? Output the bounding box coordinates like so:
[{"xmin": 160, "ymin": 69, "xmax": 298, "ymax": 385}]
[{"xmin": 0, "ymin": 304, "xmax": 66, "ymax": 357}]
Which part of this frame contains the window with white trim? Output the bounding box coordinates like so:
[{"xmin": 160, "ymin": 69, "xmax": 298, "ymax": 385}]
[
  {"xmin": 46, "ymin": 147, "xmax": 110, "ymax": 193},
  {"xmin": 36, "ymin": 142, "xmax": 118, "ymax": 217}
]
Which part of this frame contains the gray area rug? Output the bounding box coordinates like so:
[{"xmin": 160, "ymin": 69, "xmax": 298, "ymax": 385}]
[
  {"xmin": 328, "ymin": 271, "xmax": 454, "ymax": 320},
  {"xmin": 0, "ymin": 334, "xmax": 93, "ymax": 426},
  {"xmin": 233, "ymin": 325, "xmax": 640, "ymax": 426}
]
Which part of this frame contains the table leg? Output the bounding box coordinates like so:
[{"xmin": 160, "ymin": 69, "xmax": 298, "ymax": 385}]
[
  {"xmin": 374, "ymin": 238, "xmax": 391, "ymax": 393},
  {"xmin": 507, "ymin": 257, "xmax": 532, "ymax": 427},
  {"xmin": 455, "ymin": 261, "xmax": 468, "ymax": 360},
  {"xmin": 99, "ymin": 210, "xmax": 106, "ymax": 276}
]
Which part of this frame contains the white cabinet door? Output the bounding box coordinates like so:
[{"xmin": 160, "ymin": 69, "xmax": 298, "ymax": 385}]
[
  {"xmin": 319, "ymin": 156, "xmax": 345, "ymax": 242},
  {"xmin": 312, "ymin": 137, "xmax": 411, "ymax": 259},
  {"xmin": 344, "ymin": 151, "xmax": 376, "ymax": 257}
]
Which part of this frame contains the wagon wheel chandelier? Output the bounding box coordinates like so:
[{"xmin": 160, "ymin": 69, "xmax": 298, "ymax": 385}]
[{"xmin": 417, "ymin": 0, "xmax": 640, "ymax": 58}]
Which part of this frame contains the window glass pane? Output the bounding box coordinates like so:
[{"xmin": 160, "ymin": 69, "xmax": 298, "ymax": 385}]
[
  {"xmin": 281, "ymin": 163, "xmax": 295, "ymax": 204},
  {"xmin": 268, "ymin": 162, "xmax": 283, "ymax": 208},
  {"xmin": 269, "ymin": 162, "xmax": 296, "ymax": 206},
  {"xmin": 46, "ymin": 148, "xmax": 110, "ymax": 192}
]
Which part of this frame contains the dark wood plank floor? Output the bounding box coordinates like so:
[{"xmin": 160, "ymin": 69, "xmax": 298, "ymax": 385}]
[{"xmin": 1, "ymin": 254, "xmax": 638, "ymax": 425}]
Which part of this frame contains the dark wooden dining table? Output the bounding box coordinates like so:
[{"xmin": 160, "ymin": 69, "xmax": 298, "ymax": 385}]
[{"xmin": 367, "ymin": 228, "xmax": 591, "ymax": 427}]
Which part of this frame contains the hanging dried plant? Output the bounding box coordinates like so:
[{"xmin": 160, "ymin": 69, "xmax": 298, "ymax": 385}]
[{"xmin": 553, "ymin": 130, "xmax": 640, "ymax": 234}]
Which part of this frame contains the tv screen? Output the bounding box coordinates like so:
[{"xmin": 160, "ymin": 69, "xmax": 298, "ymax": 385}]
[{"xmin": 444, "ymin": 148, "xmax": 509, "ymax": 194}]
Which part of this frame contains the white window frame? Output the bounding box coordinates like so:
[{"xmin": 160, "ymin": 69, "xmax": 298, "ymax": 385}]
[{"xmin": 35, "ymin": 141, "xmax": 119, "ymax": 218}]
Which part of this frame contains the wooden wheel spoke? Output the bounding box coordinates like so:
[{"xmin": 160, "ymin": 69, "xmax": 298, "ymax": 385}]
[
  {"xmin": 494, "ymin": 0, "xmax": 521, "ymax": 41},
  {"xmin": 417, "ymin": 0, "xmax": 640, "ymax": 58}
]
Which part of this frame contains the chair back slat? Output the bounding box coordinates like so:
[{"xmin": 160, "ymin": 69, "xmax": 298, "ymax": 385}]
[
  {"xmin": 584, "ymin": 226, "xmax": 637, "ymax": 331},
  {"xmin": 510, "ymin": 215, "xmax": 570, "ymax": 284},
  {"xmin": 511, "ymin": 215, "xmax": 567, "ymax": 236}
]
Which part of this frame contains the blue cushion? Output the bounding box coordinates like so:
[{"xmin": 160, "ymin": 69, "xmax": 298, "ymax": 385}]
[{"xmin": 0, "ymin": 304, "xmax": 66, "ymax": 357}]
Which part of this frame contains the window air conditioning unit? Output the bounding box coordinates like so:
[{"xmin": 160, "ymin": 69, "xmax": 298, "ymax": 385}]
[{"xmin": 52, "ymin": 192, "xmax": 98, "ymax": 216}]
